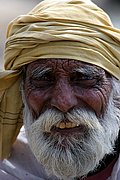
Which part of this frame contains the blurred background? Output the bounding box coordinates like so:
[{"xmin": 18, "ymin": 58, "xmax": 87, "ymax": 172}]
[{"xmin": 0, "ymin": 0, "xmax": 120, "ymax": 68}]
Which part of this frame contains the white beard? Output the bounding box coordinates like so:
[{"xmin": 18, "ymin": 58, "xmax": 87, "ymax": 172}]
[{"xmin": 22, "ymin": 86, "xmax": 120, "ymax": 180}]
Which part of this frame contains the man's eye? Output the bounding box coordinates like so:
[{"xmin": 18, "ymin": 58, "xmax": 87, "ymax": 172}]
[
  {"xmin": 31, "ymin": 75, "xmax": 54, "ymax": 88},
  {"xmin": 71, "ymin": 73, "xmax": 99, "ymax": 87},
  {"xmin": 35, "ymin": 76, "xmax": 50, "ymax": 81}
]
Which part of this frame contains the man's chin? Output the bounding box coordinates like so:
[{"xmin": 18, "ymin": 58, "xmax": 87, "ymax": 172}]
[{"xmin": 27, "ymin": 131, "xmax": 107, "ymax": 179}]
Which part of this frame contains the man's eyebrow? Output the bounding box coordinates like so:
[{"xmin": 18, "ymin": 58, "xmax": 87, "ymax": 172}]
[
  {"xmin": 31, "ymin": 66, "xmax": 52, "ymax": 78},
  {"xmin": 73, "ymin": 66, "xmax": 104, "ymax": 77}
]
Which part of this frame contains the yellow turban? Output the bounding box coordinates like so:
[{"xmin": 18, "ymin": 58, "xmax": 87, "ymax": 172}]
[{"xmin": 0, "ymin": 0, "xmax": 120, "ymax": 159}]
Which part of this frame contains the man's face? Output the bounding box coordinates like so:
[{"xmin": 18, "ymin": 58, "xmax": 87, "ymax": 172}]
[
  {"xmin": 24, "ymin": 59, "xmax": 111, "ymax": 118},
  {"xmin": 23, "ymin": 59, "xmax": 120, "ymax": 179}
]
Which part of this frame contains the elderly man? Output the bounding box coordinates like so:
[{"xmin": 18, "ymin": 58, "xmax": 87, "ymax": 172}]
[{"xmin": 0, "ymin": 0, "xmax": 120, "ymax": 179}]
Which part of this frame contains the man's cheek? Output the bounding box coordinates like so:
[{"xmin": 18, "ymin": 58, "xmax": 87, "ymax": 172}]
[
  {"xmin": 24, "ymin": 88, "xmax": 54, "ymax": 120},
  {"xmin": 74, "ymin": 88, "xmax": 105, "ymax": 117}
]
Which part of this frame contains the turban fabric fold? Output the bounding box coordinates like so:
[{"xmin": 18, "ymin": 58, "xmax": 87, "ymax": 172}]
[{"xmin": 0, "ymin": 0, "xmax": 120, "ymax": 159}]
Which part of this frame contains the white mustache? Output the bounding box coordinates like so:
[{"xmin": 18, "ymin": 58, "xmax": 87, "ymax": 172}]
[{"xmin": 29, "ymin": 108, "xmax": 103, "ymax": 133}]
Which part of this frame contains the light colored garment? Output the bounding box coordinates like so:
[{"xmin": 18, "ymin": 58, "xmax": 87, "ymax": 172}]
[
  {"xmin": 108, "ymin": 154, "xmax": 120, "ymax": 180},
  {"xmin": 0, "ymin": 127, "xmax": 119, "ymax": 180},
  {"xmin": 1, "ymin": 0, "xmax": 120, "ymax": 160},
  {"xmin": 0, "ymin": 127, "xmax": 58, "ymax": 180}
]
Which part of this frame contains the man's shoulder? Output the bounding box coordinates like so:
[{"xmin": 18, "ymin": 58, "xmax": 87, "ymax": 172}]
[
  {"xmin": 109, "ymin": 154, "xmax": 120, "ymax": 180},
  {"xmin": 0, "ymin": 161, "xmax": 17, "ymax": 180},
  {"xmin": 0, "ymin": 127, "xmax": 57, "ymax": 180}
]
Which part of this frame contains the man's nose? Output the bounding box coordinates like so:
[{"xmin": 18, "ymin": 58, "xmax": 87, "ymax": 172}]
[{"xmin": 51, "ymin": 79, "xmax": 77, "ymax": 112}]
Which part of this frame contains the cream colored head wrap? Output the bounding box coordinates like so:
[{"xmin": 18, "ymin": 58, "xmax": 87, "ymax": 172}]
[{"xmin": 0, "ymin": 0, "xmax": 120, "ymax": 159}]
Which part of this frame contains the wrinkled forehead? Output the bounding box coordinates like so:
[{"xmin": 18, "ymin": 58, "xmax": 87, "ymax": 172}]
[{"xmin": 26, "ymin": 58, "xmax": 107, "ymax": 77}]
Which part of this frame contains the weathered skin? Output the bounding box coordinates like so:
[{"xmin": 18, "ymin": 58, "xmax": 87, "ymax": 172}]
[
  {"xmin": 23, "ymin": 58, "xmax": 115, "ymax": 179},
  {"xmin": 24, "ymin": 58, "xmax": 112, "ymax": 121}
]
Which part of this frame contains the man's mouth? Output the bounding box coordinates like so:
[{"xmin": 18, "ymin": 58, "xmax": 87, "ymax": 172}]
[
  {"xmin": 51, "ymin": 121, "xmax": 87, "ymax": 134},
  {"xmin": 55, "ymin": 122, "xmax": 80, "ymax": 129}
]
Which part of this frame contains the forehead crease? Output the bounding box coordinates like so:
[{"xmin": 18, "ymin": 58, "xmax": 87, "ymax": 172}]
[
  {"xmin": 27, "ymin": 59, "xmax": 74, "ymax": 72},
  {"xmin": 27, "ymin": 58, "xmax": 104, "ymax": 74}
]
